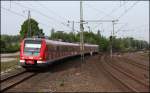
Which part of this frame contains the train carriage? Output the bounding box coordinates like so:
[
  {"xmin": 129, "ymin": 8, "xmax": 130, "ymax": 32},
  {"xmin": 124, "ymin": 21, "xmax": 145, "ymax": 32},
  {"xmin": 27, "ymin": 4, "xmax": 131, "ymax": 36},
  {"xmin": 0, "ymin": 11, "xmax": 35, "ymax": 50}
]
[{"xmin": 20, "ymin": 38, "xmax": 99, "ymax": 68}]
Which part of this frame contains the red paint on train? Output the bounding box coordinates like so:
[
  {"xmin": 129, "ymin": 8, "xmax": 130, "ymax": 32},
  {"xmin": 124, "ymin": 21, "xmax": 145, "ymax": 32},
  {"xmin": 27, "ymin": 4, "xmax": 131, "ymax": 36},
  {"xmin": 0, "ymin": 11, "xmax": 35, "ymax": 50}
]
[{"xmin": 20, "ymin": 38, "xmax": 99, "ymax": 68}]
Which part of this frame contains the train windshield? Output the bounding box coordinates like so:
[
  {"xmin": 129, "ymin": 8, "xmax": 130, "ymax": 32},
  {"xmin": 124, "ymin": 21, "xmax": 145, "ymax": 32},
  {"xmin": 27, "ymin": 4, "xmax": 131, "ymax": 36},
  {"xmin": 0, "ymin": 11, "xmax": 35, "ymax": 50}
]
[{"xmin": 24, "ymin": 40, "xmax": 42, "ymax": 56}]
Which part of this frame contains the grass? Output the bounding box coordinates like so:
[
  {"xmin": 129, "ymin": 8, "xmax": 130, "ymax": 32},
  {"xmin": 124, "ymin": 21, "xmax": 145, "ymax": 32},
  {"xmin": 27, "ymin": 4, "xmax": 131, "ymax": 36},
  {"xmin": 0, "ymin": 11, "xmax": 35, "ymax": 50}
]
[{"xmin": 1, "ymin": 59, "xmax": 20, "ymax": 72}]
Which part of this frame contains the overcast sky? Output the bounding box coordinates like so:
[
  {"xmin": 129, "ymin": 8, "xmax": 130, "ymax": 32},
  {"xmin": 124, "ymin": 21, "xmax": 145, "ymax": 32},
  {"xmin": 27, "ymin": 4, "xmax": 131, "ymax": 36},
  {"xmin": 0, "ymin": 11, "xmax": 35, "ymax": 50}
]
[{"xmin": 1, "ymin": 1, "xmax": 149, "ymax": 42}]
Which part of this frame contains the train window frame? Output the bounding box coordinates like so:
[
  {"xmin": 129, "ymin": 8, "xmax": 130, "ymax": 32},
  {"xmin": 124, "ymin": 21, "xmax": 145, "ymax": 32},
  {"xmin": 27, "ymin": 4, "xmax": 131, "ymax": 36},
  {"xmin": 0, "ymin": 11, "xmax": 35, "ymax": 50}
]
[{"xmin": 23, "ymin": 39, "xmax": 42, "ymax": 56}]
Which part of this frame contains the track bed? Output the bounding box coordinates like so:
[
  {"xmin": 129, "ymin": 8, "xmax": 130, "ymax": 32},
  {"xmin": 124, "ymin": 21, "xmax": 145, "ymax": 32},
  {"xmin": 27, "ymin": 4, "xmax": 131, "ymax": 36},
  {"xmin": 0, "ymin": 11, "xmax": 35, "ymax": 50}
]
[{"xmin": 1, "ymin": 52, "xmax": 149, "ymax": 92}]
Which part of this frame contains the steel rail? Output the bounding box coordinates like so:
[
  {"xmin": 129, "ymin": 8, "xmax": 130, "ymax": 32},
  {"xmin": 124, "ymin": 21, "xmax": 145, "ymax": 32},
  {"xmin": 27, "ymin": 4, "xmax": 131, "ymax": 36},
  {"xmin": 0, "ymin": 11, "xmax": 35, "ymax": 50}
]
[{"xmin": 1, "ymin": 72, "xmax": 38, "ymax": 92}]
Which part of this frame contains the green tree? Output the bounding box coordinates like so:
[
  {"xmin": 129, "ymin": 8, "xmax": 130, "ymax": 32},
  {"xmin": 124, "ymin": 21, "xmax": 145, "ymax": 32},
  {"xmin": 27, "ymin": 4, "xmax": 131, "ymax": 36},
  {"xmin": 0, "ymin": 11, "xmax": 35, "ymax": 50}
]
[
  {"xmin": 1, "ymin": 35, "xmax": 20, "ymax": 53},
  {"xmin": 20, "ymin": 18, "xmax": 44, "ymax": 39},
  {"xmin": 48, "ymin": 29, "xmax": 149, "ymax": 52}
]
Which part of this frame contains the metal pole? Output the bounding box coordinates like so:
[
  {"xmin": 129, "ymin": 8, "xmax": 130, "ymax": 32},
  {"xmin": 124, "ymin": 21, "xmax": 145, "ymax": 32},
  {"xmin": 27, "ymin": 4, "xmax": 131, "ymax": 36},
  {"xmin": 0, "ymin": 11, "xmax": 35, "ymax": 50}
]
[
  {"xmin": 88, "ymin": 26, "xmax": 90, "ymax": 32},
  {"xmin": 28, "ymin": 10, "xmax": 31, "ymax": 37},
  {"xmin": 112, "ymin": 21, "xmax": 115, "ymax": 36},
  {"xmin": 80, "ymin": 0, "xmax": 84, "ymax": 61},
  {"xmin": 111, "ymin": 20, "xmax": 115, "ymax": 58},
  {"xmin": 72, "ymin": 21, "xmax": 76, "ymax": 38},
  {"xmin": 110, "ymin": 33, "xmax": 112, "ymax": 58},
  {"xmin": 72, "ymin": 21, "xmax": 74, "ymax": 34},
  {"xmin": 29, "ymin": 11, "xmax": 31, "ymax": 37}
]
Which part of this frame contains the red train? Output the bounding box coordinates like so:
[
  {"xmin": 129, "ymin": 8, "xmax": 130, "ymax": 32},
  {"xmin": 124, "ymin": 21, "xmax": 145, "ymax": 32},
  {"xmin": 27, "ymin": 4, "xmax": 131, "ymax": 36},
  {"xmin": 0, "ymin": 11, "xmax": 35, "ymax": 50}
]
[{"xmin": 20, "ymin": 38, "xmax": 99, "ymax": 68}]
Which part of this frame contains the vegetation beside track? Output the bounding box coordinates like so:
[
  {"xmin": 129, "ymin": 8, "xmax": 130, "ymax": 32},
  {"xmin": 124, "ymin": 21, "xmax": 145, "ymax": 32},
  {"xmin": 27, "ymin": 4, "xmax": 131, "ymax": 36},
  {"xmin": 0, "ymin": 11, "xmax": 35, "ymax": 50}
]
[
  {"xmin": 49, "ymin": 30, "xmax": 149, "ymax": 52},
  {"xmin": 1, "ymin": 18, "xmax": 149, "ymax": 53},
  {"xmin": 1, "ymin": 59, "xmax": 20, "ymax": 72},
  {"xmin": 1, "ymin": 19, "xmax": 149, "ymax": 53},
  {"xmin": 0, "ymin": 35, "xmax": 20, "ymax": 53}
]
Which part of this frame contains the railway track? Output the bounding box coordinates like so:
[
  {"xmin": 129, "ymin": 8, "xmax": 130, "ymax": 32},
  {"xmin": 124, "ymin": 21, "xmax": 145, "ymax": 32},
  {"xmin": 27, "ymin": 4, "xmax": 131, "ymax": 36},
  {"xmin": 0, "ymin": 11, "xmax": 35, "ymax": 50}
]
[
  {"xmin": 1, "ymin": 70, "xmax": 27, "ymax": 82},
  {"xmin": 100, "ymin": 55, "xmax": 136, "ymax": 92},
  {"xmin": 0, "ymin": 71, "xmax": 38, "ymax": 92},
  {"xmin": 106, "ymin": 56, "xmax": 149, "ymax": 87},
  {"xmin": 118, "ymin": 56, "xmax": 149, "ymax": 71},
  {"xmin": 111, "ymin": 56, "xmax": 149, "ymax": 80},
  {"xmin": 101, "ymin": 55, "xmax": 149, "ymax": 92}
]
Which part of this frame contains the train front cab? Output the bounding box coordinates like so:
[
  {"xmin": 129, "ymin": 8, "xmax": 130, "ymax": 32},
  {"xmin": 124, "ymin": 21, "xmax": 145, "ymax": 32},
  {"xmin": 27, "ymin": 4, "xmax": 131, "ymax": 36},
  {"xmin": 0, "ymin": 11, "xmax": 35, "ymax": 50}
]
[{"xmin": 20, "ymin": 38, "xmax": 49, "ymax": 68}]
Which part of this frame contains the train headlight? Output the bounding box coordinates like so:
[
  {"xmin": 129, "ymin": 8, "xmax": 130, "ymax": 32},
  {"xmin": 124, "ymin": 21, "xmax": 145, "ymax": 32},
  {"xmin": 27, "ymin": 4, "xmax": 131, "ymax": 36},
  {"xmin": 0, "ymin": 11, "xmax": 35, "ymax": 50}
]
[
  {"xmin": 39, "ymin": 57, "xmax": 43, "ymax": 60},
  {"xmin": 20, "ymin": 60, "xmax": 25, "ymax": 63}
]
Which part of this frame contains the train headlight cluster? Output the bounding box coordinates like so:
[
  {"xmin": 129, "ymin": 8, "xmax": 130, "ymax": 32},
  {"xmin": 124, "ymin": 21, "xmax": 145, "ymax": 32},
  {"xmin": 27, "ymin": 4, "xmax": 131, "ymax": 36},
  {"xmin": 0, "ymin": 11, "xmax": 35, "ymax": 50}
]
[
  {"xmin": 20, "ymin": 60, "xmax": 25, "ymax": 63},
  {"xmin": 39, "ymin": 57, "xmax": 43, "ymax": 60}
]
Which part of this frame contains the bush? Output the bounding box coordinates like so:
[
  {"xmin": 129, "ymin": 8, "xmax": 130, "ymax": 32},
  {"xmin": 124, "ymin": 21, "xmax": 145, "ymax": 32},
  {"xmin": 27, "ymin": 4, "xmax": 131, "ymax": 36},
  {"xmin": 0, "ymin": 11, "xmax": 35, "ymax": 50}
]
[{"xmin": 1, "ymin": 35, "xmax": 20, "ymax": 53}]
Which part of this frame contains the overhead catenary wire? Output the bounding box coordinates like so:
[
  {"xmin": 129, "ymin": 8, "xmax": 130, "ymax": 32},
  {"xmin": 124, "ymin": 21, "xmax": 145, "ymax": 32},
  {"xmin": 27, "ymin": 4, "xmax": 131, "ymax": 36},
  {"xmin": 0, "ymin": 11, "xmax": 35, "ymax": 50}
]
[
  {"xmin": 112, "ymin": 1, "xmax": 141, "ymax": 41},
  {"xmin": 115, "ymin": 28, "xmax": 148, "ymax": 41},
  {"xmin": 1, "ymin": 7, "xmax": 50, "ymax": 28},
  {"xmin": 12, "ymin": 2, "xmax": 65, "ymax": 28},
  {"xmin": 100, "ymin": 1, "xmax": 129, "ymax": 20},
  {"xmin": 2, "ymin": 2, "xmax": 146, "ymax": 40},
  {"xmin": 84, "ymin": 1, "xmax": 141, "ymax": 40},
  {"xmin": 13, "ymin": 2, "xmax": 79, "ymax": 32},
  {"xmin": 92, "ymin": 1, "xmax": 139, "ymax": 36},
  {"xmin": 85, "ymin": 3, "xmax": 113, "ymax": 19},
  {"xmin": 117, "ymin": 1, "xmax": 139, "ymax": 20},
  {"xmin": 91, "ymin": 1, "xmax": 129, "ymax": 30},
  {"xmin": 2, "ymin": 4, "xmax": 80, "ymax": 36},
  {"xmin": 33, "ymin": 2, "xmax": 79, "ymax": 32},
  {"xmin": 115, "ymin": 23, "xmax": 128, "ymax": 34},
  {"xmin": 1, "ymin": 7, "xmax": 25, "ymax": 17},
  {"xmin": 33, "ymin": 1, "xmax": 69, "ymax": 21}
]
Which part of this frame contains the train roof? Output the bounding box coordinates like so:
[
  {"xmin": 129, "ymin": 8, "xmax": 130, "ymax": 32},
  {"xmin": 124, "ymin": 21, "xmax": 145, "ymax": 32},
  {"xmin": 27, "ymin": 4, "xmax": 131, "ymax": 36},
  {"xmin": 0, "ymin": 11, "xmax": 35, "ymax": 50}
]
[
  {"xmin": 24, "ymin": 38, "xmax": 42, "ymax": 41},
  {"xmin": 24, "ymin": 38, "xmax": 99, "ymax": 47},
  {"xmin": 46, "ymin": 39, "xmax": 98, "ymax": 47}
]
